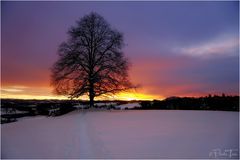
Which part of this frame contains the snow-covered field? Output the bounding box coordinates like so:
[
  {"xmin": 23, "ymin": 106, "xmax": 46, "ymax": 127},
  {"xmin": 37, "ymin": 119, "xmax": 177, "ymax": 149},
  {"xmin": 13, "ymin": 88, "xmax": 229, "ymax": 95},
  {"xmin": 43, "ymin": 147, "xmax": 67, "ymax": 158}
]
[
  {"xmin": 115, "ymin": 102, "xmax": 141, "ymax": 109},
  {"xmin": 1, "ymin": 110, "xmax": 239, "ymax": 159}
]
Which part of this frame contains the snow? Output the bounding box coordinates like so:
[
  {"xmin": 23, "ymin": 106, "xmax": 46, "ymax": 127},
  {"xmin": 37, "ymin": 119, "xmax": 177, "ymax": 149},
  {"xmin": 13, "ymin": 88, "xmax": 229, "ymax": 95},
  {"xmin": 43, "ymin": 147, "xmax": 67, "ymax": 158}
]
[
  {"xmin": 1, "ymin": 110, "xmax": 239, "ymax": 159},
  {"xmin": 115, "ymin": 102, "xmax": 141, "ymax": 109},
  {"xmin": 73, "ymin": 102, "xmax": 117, "ymax": 109},
  {"xmin": 95, "ymin": 102, "xmax": 117, "ymax": 107},
  {"xmin": 1, "ymin": 109, "xmax": 29, "ymax": 115},
  {"xmin": 73, "ymin": 104, "xmax": 88, "ymax": 109}
]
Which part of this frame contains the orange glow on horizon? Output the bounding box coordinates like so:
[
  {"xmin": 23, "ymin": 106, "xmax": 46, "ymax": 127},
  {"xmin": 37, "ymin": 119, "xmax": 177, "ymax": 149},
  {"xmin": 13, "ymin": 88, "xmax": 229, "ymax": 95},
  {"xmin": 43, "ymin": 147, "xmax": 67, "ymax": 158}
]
[
  {"xmin": 114, "ymin": 92, "xmax": 163, "ymax": 101},
  {"xmin": 1, "ymin": 85, "xmax": 162, "ymax": 100},
  {"xmin": 0, "ymin": 92, "xmax": 162, "ymax": 101},
  {"xmin": 2, "ymin": 84, "xmax": 234, "ymax": 101},
  {"xmin": 1, "ymin": 93, "xmax": 68, "ymax": 100}
]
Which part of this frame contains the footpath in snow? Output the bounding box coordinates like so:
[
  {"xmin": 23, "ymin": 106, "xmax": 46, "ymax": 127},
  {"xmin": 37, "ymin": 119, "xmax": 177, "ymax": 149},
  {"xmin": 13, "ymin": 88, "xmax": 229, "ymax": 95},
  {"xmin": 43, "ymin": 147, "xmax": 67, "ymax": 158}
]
[{"xmin": 1, "ymin": 110, "xmax": 239, "ymax": 159}]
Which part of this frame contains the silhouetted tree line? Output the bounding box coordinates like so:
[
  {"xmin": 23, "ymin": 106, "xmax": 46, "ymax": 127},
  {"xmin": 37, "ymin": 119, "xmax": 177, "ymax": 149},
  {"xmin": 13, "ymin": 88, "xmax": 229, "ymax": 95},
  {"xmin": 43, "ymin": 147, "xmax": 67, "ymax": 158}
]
[
  {"xmin": 1, "ymin": 99, "xmax": 76, "ymax": 118},
  {"xmin": 36, "ymin": 102, "xmax": 75, "ymax": 116},
  {"xmin": 135, "ymin": 95, "xmax": 239, "ymax": 111},
  {"xmin": 1, "ymin": 94, "xmax": 239, "ymax": 120}
]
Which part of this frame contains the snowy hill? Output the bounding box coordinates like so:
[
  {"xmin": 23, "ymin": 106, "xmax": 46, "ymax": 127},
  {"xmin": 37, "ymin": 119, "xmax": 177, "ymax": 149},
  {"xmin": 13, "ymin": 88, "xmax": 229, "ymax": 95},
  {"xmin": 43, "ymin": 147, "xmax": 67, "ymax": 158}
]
[{"xmin": 1, "ymin": 110, "xmax": 239, "ymax": 159}]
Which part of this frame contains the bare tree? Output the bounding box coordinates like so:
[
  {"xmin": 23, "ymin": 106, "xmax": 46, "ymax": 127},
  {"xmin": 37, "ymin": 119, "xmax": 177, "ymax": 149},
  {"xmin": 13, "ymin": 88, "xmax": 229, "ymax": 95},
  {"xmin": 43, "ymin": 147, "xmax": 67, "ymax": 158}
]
[{"xmin": 51, "ymin": 12, "xmax": 133, "ymax": 107}]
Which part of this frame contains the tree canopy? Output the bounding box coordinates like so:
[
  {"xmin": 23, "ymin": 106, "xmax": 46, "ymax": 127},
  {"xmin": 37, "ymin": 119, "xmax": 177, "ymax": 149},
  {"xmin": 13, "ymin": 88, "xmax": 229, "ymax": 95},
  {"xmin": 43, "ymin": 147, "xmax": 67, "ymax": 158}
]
[{"xmin": 51, "ymin": 12, "xmax": 133, "ymax": 106}]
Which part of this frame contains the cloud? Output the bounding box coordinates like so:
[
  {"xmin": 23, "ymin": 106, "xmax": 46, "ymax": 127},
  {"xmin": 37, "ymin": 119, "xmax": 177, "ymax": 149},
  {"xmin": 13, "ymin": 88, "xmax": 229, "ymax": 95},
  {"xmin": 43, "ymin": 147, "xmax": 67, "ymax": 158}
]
[
  {"xmin": 177, "ymin": 34, "xmax": 239, "ymax": 58},
  {"xmin": 1, "ymin": 88, "xmax": 23, "ymax": 93},
  {"xmin": 129, "ymin": 52, "xmax": 238, "ymax": 98},
  {"xmin": 1, "ymin": 86, "xmax": 29, "ymax": 93},
  {"xmin": 0, "ymin": 85, "xmax": 65, "ymax": 100}
]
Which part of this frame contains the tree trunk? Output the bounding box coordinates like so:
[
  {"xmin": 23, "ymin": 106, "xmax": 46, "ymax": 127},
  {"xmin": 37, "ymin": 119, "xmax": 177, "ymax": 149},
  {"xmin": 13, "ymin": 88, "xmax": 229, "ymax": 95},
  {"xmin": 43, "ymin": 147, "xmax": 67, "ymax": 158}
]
[
  {"xmin": 89, "ymin": 93, "xmax": 94, "ymax": 108},
  {"xmin": 89, "ymin": 82, "xmax": 95, "ymax": 108}
]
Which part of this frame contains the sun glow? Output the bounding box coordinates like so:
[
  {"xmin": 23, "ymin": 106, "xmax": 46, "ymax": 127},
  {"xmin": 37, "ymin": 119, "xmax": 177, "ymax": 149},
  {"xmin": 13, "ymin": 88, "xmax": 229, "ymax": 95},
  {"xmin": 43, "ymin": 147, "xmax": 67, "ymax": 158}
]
[
  {"xmin": 1, "ymin": 85, "xmax": 161, "ymax": 100},
  {"xmin": 114, "ymin": 92, "xmax": 162, "ymax": 101},
  {"xmin": 1, "ymin": 86, "xmax": 161, "ymax": 101}
]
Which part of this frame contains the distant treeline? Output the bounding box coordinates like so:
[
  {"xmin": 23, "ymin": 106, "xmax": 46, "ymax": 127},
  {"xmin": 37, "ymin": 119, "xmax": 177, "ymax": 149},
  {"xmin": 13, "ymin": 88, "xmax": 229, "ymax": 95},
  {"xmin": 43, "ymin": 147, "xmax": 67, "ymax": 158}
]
[
  {"xmin": 1, "ymin": 94, "xmax": 239, "ymax": 112},
  {"xmin": 134, "ymin": 95, "xmax": 239, "ymax": 111}
]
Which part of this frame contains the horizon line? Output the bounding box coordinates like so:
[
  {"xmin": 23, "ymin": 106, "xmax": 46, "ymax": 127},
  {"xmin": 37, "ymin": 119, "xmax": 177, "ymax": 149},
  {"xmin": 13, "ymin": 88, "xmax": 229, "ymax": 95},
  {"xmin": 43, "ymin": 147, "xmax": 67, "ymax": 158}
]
[{"xmin": 1, "ymin": 94, "xmax": 239, "ymax": 101}]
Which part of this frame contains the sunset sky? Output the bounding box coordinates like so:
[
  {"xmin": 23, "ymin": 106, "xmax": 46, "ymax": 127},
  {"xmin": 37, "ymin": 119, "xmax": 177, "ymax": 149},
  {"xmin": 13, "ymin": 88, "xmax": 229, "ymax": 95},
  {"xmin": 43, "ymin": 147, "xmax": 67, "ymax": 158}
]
[{"xmin": 1, "ymin": 1, "xmax": 239, "ymax": 100}]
